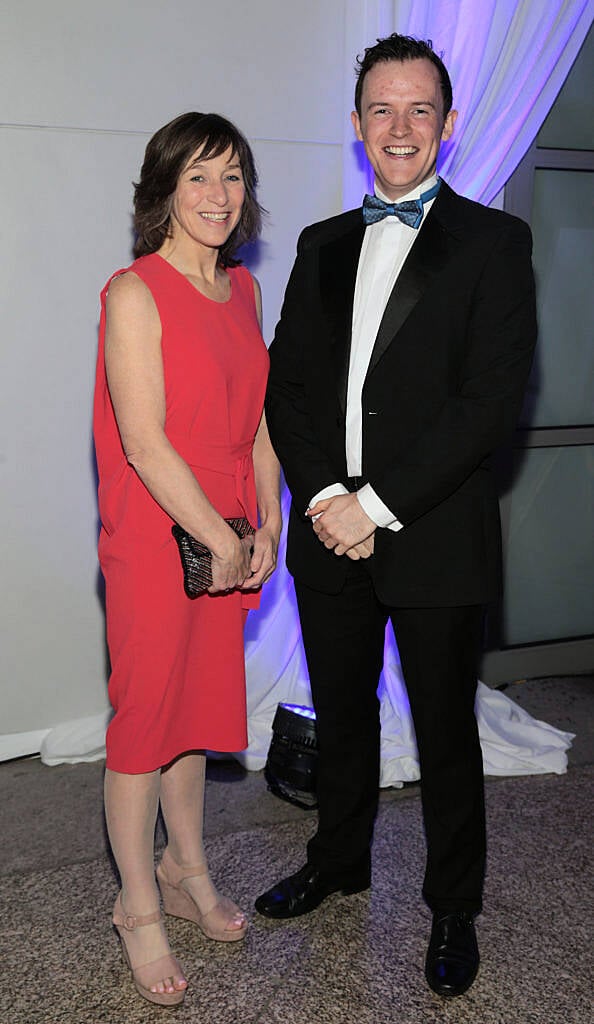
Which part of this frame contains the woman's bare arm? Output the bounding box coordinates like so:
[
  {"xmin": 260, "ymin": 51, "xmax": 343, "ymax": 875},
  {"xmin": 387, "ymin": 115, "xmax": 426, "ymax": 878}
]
[{"xmin": 104, "ymin": 272, "xmax": 250, "ymax": 590}]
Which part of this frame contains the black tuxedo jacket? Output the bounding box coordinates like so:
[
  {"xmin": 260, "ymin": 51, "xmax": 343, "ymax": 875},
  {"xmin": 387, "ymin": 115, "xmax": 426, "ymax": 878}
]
[{"xmin": 265, "ymin": 182, "xmax": 537, "ymax": 607}]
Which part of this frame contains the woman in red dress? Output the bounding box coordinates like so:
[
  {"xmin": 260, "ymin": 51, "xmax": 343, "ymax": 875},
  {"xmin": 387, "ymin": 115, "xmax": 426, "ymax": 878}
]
[{"xmin": 93, "ymin": 112, "xmax": 280, "ymax": 1007}]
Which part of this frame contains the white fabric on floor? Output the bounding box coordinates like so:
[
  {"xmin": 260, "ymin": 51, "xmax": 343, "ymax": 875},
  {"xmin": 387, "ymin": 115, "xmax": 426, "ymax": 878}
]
[
  {"xmin": 36, "ymin": 496, "xmax": 574, "ymax": 779},
  {"xmin": 36, "ymin": 668, "xmax": 575, "ymax": 783}
]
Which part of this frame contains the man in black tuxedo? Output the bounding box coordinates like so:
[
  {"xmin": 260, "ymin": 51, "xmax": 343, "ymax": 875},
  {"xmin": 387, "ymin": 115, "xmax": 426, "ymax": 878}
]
[{"xmin": 257, "ymin": 34, "xmax": 536, "ymax": 997}]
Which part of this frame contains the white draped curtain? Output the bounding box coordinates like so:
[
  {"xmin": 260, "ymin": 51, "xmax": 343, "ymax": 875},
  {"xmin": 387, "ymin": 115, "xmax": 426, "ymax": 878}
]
[
  {"xmin": 344, "ymin": 0, "xmax": 594, "ymax": 205},
  {"xmin": 399, "ymin": 0, "xmax": 594, "ymax": 202},
  {"xmin": 29, "ymin": 0, "xmax": 594, "ymax": 776}
]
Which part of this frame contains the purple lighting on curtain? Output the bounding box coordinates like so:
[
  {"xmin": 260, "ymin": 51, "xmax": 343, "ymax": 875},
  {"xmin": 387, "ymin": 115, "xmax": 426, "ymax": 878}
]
[
  {"xmin": 344, "ymin": 0, "xmax": 594, "ymax": 207},
  {"xmin": 400, "ymin": 0, "xmax": 593, "ymax": 203}
]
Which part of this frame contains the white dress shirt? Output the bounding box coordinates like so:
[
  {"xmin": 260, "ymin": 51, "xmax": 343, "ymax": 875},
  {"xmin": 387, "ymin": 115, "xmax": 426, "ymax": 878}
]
[{"xmin": 310, "ymin": 175, "xmax": 439, "ymax": 532}]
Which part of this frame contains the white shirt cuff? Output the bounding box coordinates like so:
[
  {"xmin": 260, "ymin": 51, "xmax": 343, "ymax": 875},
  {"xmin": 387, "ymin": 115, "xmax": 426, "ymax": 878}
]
[
  {"xmin": 307, "ymin": 483, "xmax": 349, "ymax": 521},
  {"xmin": 357, "ymin": 484, "xmax": 404, "ymax": 533}
]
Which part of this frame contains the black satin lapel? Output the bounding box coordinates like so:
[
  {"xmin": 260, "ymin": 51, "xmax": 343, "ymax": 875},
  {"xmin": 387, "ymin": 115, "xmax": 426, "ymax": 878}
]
[
  {"xmin": 368, "ymin": 214, "xmax": 449, "ymax": 376},
  {"xmin": 320, "ymin": 223, "xmax": 365, "ymax": 414}
]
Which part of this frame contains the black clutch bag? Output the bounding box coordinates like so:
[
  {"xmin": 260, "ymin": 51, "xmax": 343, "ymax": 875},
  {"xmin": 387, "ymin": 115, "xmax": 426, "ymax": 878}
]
[{"xmin": 171, "ymin": 518, "xmax": 255, "ymax": 598}]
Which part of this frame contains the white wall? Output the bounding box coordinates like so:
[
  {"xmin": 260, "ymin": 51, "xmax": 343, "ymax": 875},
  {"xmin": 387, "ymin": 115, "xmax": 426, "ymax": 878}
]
[{"xmin": 1, "ymin": 0, "xmax": 376, "ymax": 757}]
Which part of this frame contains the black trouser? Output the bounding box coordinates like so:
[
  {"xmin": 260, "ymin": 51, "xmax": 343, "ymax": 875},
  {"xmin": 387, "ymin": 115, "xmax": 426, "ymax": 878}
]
[{"xmin": 295, "ymin": 561, "xmax": 486, "ymax": 914}]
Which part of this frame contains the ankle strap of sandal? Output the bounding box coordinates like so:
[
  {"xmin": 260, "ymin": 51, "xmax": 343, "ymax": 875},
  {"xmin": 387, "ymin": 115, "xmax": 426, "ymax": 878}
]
[
  {"xmin": 113, "ymin": 900, "xmax": 163, "ymax": 931},
  {"xmin": 160, "ymin": 848, "xmax": 208, "ymax": 882}
]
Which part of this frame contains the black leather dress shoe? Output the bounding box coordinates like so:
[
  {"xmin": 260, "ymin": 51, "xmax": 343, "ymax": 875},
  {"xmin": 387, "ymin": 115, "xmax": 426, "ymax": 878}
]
[
  {"xmin": 254, "ymin": 862, "xmax": 371, "ymax": 919},
  {"xmin": 425, "ymin": 911, "xmax": 480, "ymax": 997}
]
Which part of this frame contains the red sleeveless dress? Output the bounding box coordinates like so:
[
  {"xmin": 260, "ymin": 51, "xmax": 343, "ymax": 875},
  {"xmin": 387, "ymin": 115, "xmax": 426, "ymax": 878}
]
[{"xmin": 93, "ymin": 254, "xmax": 269, "ymax": 773}]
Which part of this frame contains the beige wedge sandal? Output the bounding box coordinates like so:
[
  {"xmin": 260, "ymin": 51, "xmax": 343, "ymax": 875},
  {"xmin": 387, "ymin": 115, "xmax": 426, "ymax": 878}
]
[
  {"xmin": 157, "ymin": 847, "xmax": 248, "ymax": 942},
  {"xmin": 112, "ymin": 892, "xmax": 187, "ymax": 1007}
]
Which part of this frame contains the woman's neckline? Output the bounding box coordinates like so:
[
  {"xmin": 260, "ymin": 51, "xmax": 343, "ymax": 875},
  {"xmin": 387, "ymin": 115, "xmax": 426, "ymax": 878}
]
[{"xmin": 152, "ymin": 252, "xmax": 234, "ymax": 305}]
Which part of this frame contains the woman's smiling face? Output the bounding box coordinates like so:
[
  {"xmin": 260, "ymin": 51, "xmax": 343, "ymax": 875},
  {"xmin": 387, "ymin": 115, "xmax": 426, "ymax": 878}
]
[{"xmin": 169, "ymin": 146, "xmax": 246, "ymax": 252}]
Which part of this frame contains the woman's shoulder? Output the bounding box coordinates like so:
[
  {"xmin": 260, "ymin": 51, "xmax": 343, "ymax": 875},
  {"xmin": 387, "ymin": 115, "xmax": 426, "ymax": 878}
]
[
  {"xmin": 230, "ymin": 265, "xmax": 260, "ymax": 317},
  {"xmin": 229, "ymin": 263, "xmax": 257, "ymax": 297},
  {"xmin": 228, "ymin": 262, "xmax": 252, "ymax": 283},
  {"xmin": 106, "ymin": 269, "xmax": 145, "ymax": 296},
  {"xmin": 104, "ymin": 253, "xmax": 161, "ymax": 287},
  {"xmin": 103, "ymin": 262, "xmax": 159, "ymax": 320}
]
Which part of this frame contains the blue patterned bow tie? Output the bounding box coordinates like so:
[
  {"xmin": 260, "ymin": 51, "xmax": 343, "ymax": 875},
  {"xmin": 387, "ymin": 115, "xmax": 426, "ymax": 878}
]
[{"xmin": 362, "ymin": 179, "xmax": 441, "ymax": 228}]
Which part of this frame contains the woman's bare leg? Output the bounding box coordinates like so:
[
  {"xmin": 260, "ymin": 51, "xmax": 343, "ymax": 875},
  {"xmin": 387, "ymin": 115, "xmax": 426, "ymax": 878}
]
[
  {"xmin": 104, "ymin": 768, "xmax": 187, "ymax": 993},
  {"xmin": 159, "ymin": 752, "xmax": 246, "ymax": 931}
]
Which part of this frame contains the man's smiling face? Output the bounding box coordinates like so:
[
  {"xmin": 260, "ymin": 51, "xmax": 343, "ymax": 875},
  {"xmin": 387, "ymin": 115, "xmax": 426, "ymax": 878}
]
[{"xmin": 351, "ymin": 57, "xmax": 457, "ymax": 200}]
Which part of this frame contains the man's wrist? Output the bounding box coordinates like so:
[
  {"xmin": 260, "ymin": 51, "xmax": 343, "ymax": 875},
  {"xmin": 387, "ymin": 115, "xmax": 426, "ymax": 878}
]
[
  {"xmin": 307, "ymin": 482, "xmax": 349, "ymax": 514},
  {"xmin": 356, "ymin": 484, "xmax": 404, "ymax": 532}
]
